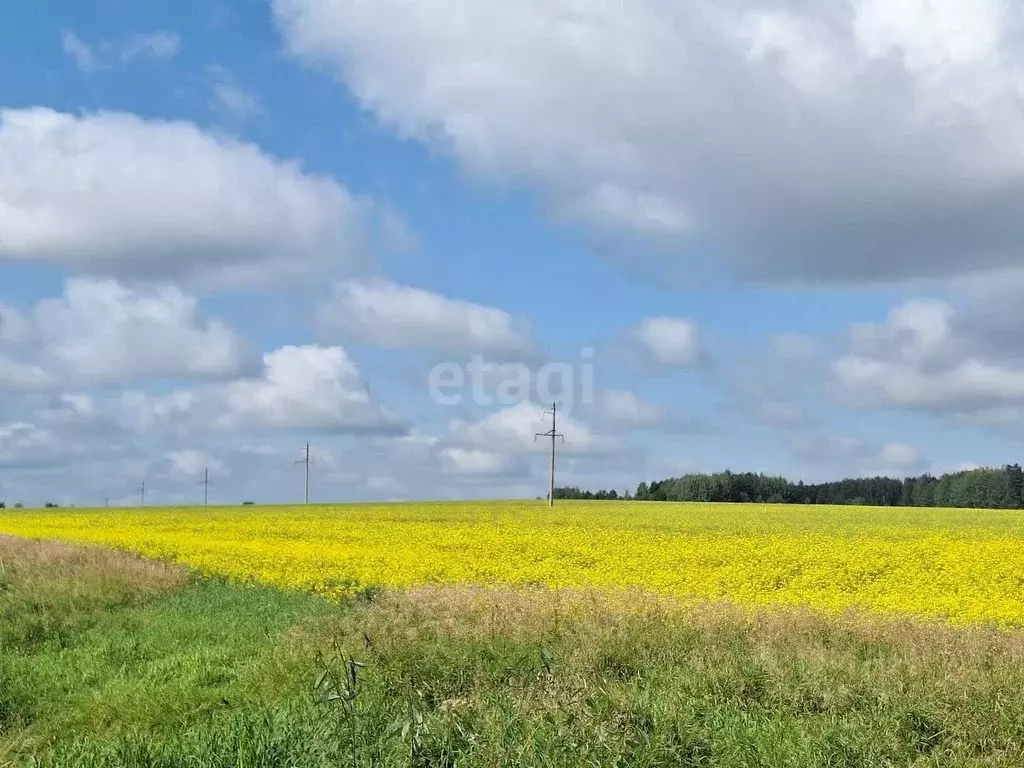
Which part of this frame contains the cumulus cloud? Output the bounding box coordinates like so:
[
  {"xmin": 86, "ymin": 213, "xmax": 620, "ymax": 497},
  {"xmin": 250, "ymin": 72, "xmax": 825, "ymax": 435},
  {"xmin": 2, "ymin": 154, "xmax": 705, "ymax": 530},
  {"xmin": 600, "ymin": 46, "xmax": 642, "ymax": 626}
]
[
  {"xmin": 329, "ymin": 401, "xmax": 636, "ymax": 489},
  {"xmin": 0, "ymin": 305, "xmax": 29, "ymax": 346},
  {"xmin": 629, "ymin": 317, "xmax": 704, "ymax": 368},
  {"xmin": 22, "ymin": 393, "xmax": 103, "ymax": 431},
  {"xmin": 0, "ymin": 108, "xmax": 377, "ymax": 288},
  {"xmin": 879, "ymin": 441, "xmax": 924, "ymax": 468},
  {"xmin": 275, "ymin": 0, "xmax": 1024, "ymax": 284},
  {"xmin": 116, "ymin": 344, "xmax": 406, "ymax": 437},
  {"xmin": 117, "ymin": 390, "xmax": 201, "ymax": 436},
  {"xmin": 831, "ymin": 294, "xmax": 1024, "ymax": 424},
  {"xmin": 0, "ymin": 422, "xmax": 79, "ymax": 469},
  {"xmin": 0, "ymin": 279, "xmax": 256, "ymax": 388},
  {"xmin": 437, "ymin": 446, "xmax": 526, "ymax": 477},
  {"xmin": 321, "ymin": 278, "xmax": 534, "ymax": 356},
  {"xmin": 590, "ymin": 390, "xmax": 664, "ymax": 430},
  {"xmin": 166, "ymin": 449, "xmax": 225, "ymax": 478},
  {"xmin": 0, "ymin": 358, "xmax": 54, "ymax": 390},
  {"xmin": 445, "ymin": 401, "xmax": 616, "ymax": 457},
  {"xmin": 220, "ymin": 345, "xmax": 406, "ymax": 433},
  {"xmin": 0, "ymin": 383, "xmax": 659, "ymax": 504}
]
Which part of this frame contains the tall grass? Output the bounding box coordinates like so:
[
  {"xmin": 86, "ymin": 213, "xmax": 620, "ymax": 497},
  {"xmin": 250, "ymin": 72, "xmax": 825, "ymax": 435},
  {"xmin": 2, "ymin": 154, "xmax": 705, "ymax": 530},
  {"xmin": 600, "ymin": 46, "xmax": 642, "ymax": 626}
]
[
  {"xmin": 5, "ymin": 537, "xmax": 1024, "ymax": 766},
  {"xmin": 0, "ymin": 537, "xmax": 334, "ymax": 764}
]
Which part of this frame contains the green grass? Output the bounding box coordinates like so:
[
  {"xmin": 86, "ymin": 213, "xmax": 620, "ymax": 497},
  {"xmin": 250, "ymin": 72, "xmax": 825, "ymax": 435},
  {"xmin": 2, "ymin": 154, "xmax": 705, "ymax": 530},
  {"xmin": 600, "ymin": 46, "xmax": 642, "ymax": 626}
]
[
  {"xmin": 4, "ymin": 536, "xmax": 1024, "ymax": 766},
  {"xmin": 0, "ymin": 537, "xmax": 336, "ymax": 764}
]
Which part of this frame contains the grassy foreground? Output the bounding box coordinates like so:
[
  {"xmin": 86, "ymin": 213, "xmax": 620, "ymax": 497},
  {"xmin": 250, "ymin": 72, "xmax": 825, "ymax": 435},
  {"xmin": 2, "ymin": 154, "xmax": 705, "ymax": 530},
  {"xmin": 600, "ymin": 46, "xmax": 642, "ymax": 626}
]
[{"xmin": 4, "ymin": 536, "xmax": 1024, "ymax": 766}]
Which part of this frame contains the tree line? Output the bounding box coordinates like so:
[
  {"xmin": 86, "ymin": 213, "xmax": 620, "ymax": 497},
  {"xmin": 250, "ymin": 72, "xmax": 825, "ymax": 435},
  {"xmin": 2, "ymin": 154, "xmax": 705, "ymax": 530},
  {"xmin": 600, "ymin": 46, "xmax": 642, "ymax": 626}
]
[{"xmin": 556, "ymin": 464, "xmax": 1024, "ymax": 509}]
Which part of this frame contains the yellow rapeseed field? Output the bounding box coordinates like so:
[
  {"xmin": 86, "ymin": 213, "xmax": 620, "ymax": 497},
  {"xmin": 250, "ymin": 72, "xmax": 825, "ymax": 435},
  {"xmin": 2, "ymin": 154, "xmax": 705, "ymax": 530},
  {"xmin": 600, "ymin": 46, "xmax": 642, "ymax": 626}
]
[{"xmin": 2, "ymin": 500, "xmax": 1024, "ymax": 626}]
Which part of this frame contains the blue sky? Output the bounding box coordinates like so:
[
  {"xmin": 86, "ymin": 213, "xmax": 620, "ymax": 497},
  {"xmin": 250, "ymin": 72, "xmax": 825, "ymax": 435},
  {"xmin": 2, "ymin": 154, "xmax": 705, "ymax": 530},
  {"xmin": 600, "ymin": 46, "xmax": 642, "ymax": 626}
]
[{"xmin": 2, "ymin": 0, "xmax": 1024, "ymax": 506}]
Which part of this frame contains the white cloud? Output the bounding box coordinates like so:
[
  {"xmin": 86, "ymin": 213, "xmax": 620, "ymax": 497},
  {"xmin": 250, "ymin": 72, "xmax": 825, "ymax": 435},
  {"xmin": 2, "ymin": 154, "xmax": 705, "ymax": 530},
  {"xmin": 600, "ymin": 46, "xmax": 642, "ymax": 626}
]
[
  {"xmin": 167, "ymin": 449, "xmax": 225, "ymax": 478},
  {"xmin": 39, "ymin": 279, "xmax": 253, "ymax": 384},
  {"xmin": 61, "ymin": 30, "xmax": 101, "ymax": 72},
  {"xmin": 0, "ymin": 388, "xmax": 662, "ymax": 504},
  {"xmin": 220, "ymin": 345, "xmax": 406, "ymax": 433},
  {"xmin": 110, "ymin": 344, "xmax": 407, "ymax": 440},
  {"xmin": 0, "ymin": 307, "xmax": 46, "ymax": 388},
  {"xmin": 0, "ymin": 108, "xmax": 376, "ymax": 288},
  {"xmin": 0, "ymin": 359, "xmax": 55, "ymax": 390},
  {"xmin": 0, "ymin": 304, "xmax": 29, "ymax": 345},
  {"xmin": 835, "ymin": 355, "xmax": 1024, "ymax": 413},
  {"xmin": 631, "ymin": 317, "xmax": 704, "ymax": 367},
  {"xmin": 558, "ymin": 183, "xmax": 692, "ymax": 238},
  {"xmin": 120, "ymin": 31, "xmax": 181, "ymax": 62},
  {"xmin": 879, "ymin": 441, "xmax": 923, "ymax": 468},
  {"xmin": 788, "ymin": 433, "xmax": 927, "ymax": 477},
  {"xmin": 0, "ymin": 279, "xmax": 255, "ymax": 388},
  {"xmin": 852, "ymin": 0, "xmax": 1001, "ymax": 73},
  {"xmin": 299, "ymin": 401, "xmax": 635, "ymax": 493},
  {"xmin": 27, "ymin": 393, "xmax": 101, "ymax": 431},
  {"xmin": 592, "ymin": 389, "xmax": 663, "ymax": 430},
  {"xmin": 61, "ymin": 29, "xmax": 180, "ymax": 71},
  {"xmin": 437, "ymin": 446, "xmax": 524, "ymax": 477},
  {"xmin": 208, "ymin": 65, "xmax": 265, "ymax": 120},
  {"xmin": 831, "ymin": 296, "xmax": 1024, "ymax": 422},
  {"xmin": 321, "ymin": 278, "xmax": 534, "ymax": 355},
  {"xmin": 274, "ymin": 0, "xmax": 1024, "ymax": 284},
  {"xmin": 0, "ymin": 422, "xmax": 77, "ymax": 468},
  {"xmin": 445, "ymin": 401, "xmax": 615, "ymax": 457},
  {"xmin": 738, "ymin": 10, "xmax": 838, "ymax": 95},
  {"xmin": 584, "ymin": 389, "xmax": 698, "ymax": 433}
]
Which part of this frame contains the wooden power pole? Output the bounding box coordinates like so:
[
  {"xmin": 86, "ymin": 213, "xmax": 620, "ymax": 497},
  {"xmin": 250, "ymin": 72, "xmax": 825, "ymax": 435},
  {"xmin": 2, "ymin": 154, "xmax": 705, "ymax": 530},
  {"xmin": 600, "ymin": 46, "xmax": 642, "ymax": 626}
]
[
  {"xmin": 296, "ymin": 443, "xmax": 312, "ymax": 504},
  {"xmin": 535, "ymin": 402, "xmax": 564, "ymax": 507}
]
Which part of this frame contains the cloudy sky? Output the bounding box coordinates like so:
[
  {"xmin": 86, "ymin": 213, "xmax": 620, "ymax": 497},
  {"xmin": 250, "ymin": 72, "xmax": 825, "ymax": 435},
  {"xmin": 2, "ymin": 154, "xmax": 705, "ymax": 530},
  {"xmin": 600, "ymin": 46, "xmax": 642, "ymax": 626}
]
[{"xmin": 3, "ymin": 0, "xmax": 1024, "ymax": 506}]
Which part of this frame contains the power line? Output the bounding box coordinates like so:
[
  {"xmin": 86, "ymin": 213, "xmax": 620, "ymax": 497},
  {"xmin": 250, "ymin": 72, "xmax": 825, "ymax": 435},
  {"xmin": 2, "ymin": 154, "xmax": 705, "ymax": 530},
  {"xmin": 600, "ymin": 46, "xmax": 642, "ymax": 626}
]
[
  {"xmin": 535, "ymin": 402, "xmax": 564, "ymax": 507},
  {"xmin": 296, "ymin": 443, "xmax": 313, "ymax": 504}
]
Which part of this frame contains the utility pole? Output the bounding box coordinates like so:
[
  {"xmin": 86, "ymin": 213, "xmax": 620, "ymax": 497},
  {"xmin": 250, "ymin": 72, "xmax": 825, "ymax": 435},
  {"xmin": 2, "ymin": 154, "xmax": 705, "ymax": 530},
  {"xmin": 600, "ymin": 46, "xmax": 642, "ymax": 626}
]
[
  {"xmin": 296, "ymin": 443, "xmax": 312, "ymax": 504},
  {"xmin": 138, "ymin": 478, "xmax": 146, "ymax": 507},
  {"xmin": 200, "ymin": 467, "xmax": 210, "ymax": 507},
  {"xmin": 535, "ymin": 402, "xmax": 564, "ymax": 507}
]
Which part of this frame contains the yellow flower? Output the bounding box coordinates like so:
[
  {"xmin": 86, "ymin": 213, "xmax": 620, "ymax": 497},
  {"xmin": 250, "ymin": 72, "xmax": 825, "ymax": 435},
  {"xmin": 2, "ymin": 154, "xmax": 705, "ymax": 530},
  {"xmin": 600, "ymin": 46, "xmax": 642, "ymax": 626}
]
[{"xmin": 3, "ymin": 500, "xmax": 1023, "ymax": 626}]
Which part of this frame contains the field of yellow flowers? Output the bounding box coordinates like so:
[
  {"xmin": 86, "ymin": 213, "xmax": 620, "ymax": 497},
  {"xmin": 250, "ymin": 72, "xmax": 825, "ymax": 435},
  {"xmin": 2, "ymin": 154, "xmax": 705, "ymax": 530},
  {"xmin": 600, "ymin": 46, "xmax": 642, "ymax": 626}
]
[{"xmin": 3, "ymin": 500, "xmax": 1024, "ymax": 626}]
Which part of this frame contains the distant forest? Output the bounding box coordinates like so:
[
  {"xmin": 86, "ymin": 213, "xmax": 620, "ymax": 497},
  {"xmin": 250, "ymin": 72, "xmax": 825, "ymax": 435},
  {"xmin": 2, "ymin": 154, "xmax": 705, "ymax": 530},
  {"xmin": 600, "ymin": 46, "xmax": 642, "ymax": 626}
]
[{"xmin": 555, "ymin": 464, "xmax": 1024, "ymax": 509}]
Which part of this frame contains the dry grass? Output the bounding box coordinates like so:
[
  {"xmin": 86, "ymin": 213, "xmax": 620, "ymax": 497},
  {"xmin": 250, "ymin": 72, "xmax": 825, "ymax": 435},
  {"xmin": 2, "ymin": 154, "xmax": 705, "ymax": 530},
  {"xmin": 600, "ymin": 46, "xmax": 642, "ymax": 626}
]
[
  {"xmin": 0, "ymin": 534, "xmax": 191, "ymax": 657},
  {"xmin": 349, "ymin": 583, "xmax": 1024, "ymax": 658},
  {"xmin": 253, "ymin": 585, "xmax": 1024, "ymax": 764},
  {"xmin": 0, "ymin": 534, "xmax": 189, "ymax": 599}
]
